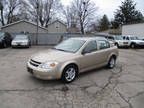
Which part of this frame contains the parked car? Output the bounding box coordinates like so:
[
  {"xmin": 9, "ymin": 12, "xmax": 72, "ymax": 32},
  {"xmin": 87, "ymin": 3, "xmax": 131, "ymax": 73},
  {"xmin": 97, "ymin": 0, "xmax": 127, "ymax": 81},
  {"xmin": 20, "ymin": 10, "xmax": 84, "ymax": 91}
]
[
  {"xmin": 106, "ymin": 35, "xmax": 129, "ymax": 48},
  {"xmin": 123, "ymin": 35, "xmax": 144, "ymax": 48},
  {"xmin": 58, "ymin": 35, "xmax": 69, "ymax": 43},
  {"xmin": 11, "ymin": 35, "xmax": 31, "ymax": 48},
  {"xmin": 27, "ymin": 37, "xmax": 118, "ymax": 83},
  {"xmin": 138, "ymin": 37, "xmax": 144, "ymax": 41},
  {"xmin": 0, "ymin": 32, "xmax": 12, "ymax": 48},
  {"xmin": 94, "ymin": 34, "xmax": 108, "ymax": 38}
]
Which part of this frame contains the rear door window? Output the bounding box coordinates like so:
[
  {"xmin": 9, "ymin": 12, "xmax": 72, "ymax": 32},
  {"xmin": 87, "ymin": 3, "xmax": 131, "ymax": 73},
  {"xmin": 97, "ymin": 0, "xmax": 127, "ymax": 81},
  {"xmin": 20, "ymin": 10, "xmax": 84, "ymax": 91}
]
[
  {"xmin": 98, "ymin": 40, "xmax": 110, "ymax": 50},
  {"xmin": 126, "ymin": 37, "xmax": 129, "ymax": 40}
]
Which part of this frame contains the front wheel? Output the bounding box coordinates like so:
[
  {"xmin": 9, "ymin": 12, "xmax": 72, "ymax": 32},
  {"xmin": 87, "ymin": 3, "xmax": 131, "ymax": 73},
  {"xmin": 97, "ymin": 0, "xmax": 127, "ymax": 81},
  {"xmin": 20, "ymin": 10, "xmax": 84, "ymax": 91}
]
[
  {"xmin": 61, "ymin": 65, "xmax": 78, "ymax": 83},
  {"xmin": 107, "ymin": 57, "xmax": 116, "ymax": 69},
  {"xmin": 115, "ymin": 43, "xmax": 119, "ymax": 48}
]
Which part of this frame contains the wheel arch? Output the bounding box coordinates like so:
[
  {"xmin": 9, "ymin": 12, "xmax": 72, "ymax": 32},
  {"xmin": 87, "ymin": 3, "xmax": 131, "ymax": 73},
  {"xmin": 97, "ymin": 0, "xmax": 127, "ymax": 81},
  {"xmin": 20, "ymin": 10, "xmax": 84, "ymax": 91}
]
[
  {"xmin": 108, "ymin": 53, "xmax": 117, "ymax": 62},
  {"xmin": 131, "ymin": 42, "xmax": 136, "ymax": 45},
  {"xmin": 61, "ymin": 61, "xmax": 79, "ymax": 75}
]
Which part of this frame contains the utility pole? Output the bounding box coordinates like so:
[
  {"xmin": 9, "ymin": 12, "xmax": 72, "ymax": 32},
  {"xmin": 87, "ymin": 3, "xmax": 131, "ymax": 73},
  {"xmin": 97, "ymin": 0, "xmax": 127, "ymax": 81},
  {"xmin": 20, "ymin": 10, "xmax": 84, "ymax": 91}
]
[{"xmin": 36, "ymin": 1, "xmax": 39, "ymax": 45}]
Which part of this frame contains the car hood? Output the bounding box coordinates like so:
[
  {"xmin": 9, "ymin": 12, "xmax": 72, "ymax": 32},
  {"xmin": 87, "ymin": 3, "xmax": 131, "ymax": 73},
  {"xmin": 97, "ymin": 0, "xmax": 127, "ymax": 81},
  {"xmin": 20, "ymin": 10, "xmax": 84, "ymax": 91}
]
[
  {"xmin": 31, "ymin": 49, "xmax": 75, "ymax": 63},
  {"xmin": 12, "ymin": 39, "xmax": 28, "ymax": 43},
  {"xmin": 132, "ymin": 40, "xmax": 144, "ymax": 43}
]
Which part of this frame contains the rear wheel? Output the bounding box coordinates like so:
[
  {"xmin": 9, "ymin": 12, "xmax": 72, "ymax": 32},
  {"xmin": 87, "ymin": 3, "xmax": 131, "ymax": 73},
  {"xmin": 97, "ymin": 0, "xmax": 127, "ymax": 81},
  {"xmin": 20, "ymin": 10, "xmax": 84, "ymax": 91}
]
[
  {"xmin": 107, "ymin": 56, "xmax": 116, "ymax": 69},
  {"xmin": 130, "ymin": 43, "xmax": 135, "ymax": 48},
  {"xmin": 61, "ymin": 65, "xmax": 78, "ymax": 83}
]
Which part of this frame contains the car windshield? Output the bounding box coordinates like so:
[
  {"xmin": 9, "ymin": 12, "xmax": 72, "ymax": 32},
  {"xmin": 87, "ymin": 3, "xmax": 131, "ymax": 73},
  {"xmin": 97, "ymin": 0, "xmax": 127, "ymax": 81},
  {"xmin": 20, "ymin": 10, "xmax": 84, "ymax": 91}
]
[
  {"xmin": 0, "ymin": 33, "xmax": 4, "ymax": 39},
  {"xmin": 129, "ymin": 36, "xmax": 139, "ymax": 40},
  {"xmin": 54, "ymin": 39, "xmax": 86, "ymax": 53},
  {"xmin": 115, "ymin": 36, "xmax": 123, "ymax": 40},
  {"xmin": 137, "ymin": 37, "xmax": 144, "ymax": 40},
  {"xmin": 15, "ymin": 35, "xmax": 28, "ymax": 40}
]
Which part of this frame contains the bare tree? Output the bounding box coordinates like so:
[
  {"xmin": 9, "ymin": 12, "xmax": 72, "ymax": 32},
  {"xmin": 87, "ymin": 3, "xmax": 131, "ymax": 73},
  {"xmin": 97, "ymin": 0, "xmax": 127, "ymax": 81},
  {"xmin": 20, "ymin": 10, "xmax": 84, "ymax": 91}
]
[
  {"xmin": 0, "ymin": 0, "xmax": 21, "ymax": 26},
  {"xmin": 22, "ymin": 0, "xmax": 61, "ymax": 27},
  {"xmin": 0, "ymin": 0, "xmax": 5, "ymax": 25},
  {"xmin": 63, "ymin": 6, "xmax": 78, "ymax": 28},
  {"xmin": 67, "ymin": 0, "xmax": 97, "ymax": 34}
]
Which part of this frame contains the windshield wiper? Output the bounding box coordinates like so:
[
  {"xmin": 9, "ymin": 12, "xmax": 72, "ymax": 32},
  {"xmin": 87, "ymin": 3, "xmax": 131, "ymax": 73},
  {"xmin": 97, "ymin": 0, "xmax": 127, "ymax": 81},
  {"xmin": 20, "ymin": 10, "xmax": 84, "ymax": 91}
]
[
  {"xmin": 56, "ymin": 48, "xmax": 66, "ymax": 52},
  {"xmin": 54, "ymin": 48, "xmax": 73, "ymax": 53}
]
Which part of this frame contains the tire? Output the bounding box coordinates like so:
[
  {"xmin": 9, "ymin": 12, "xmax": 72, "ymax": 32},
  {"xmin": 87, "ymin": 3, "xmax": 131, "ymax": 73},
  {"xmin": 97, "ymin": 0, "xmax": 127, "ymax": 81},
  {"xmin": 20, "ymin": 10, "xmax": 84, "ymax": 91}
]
[
  {"xmin": 27, "ymin": 45, "xmax": 30, "ymax": 48},
  {"xmin": 107, "ymin": 56, "xmax": 116, "ymax": 69},
  {"xmin": 115, "ymin": 43, "xmax": 119, "ymax": 48},
  {"xmin": 11, "ymin": 46, "xmax": 14, "ymax": 48},
  {"xmin": 3, "ymin": 42, "xmax": 7, "ymax": 48},
  {"xmin": 130, "ymin": 43, "xmax": 135, "ymax": 48},
  {"xmin": 61, "ymin": 65, "xmax": 78, "ymax": 83}
]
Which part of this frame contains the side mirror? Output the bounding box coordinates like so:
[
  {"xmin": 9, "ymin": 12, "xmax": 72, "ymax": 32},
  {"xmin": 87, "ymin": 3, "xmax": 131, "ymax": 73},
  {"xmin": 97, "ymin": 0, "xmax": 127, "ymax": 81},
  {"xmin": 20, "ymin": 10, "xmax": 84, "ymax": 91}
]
[
  {"xmin": 81, "ymin": 50, "xmax": 86, "ymax": 55},
  {"xmin": 81, "ymin": 49, "xmax": 90, "ymax": 55}
]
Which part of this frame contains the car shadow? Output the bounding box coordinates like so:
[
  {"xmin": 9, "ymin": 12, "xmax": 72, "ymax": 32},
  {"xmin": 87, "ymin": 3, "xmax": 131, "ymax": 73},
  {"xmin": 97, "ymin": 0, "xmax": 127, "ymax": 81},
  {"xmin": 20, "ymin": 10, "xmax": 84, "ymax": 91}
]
[
  {"xmin": 78, "ymin": 66, "xmax": 108, "ymax": 78},
  {"xmin": 27, "ymin": 66, "xmax": 109, "ymax": 86},
  {"xmin": 118, "ymin": 47, "xmax": 129, "ymax": 49},
  {"xmin": 11, "ymin": 47, "xmax": 30, "ymax": 49}
]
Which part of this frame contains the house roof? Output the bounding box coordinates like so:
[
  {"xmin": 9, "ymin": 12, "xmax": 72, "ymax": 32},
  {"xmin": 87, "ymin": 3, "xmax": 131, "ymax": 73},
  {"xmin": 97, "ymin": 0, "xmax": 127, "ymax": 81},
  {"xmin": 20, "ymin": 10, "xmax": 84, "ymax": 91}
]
[
  {"xmin": 1, "ymin": 20, "xmax": 48, "ymax": 31},
  {"xmin": 48, "ymin": 20, "xmax": 67, "ymax": 27},
  {"xmin": 122, "ymin": 21, "xmax": 144, "ymax": 26}
]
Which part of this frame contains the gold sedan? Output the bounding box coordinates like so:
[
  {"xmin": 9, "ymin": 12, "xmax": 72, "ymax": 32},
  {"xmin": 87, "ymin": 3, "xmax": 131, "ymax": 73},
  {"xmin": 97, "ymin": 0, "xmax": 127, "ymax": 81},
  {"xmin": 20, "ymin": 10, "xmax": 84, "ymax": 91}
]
[{"xmin": 27, "ymin": 37, "xmax": 118, "ymax": 83}]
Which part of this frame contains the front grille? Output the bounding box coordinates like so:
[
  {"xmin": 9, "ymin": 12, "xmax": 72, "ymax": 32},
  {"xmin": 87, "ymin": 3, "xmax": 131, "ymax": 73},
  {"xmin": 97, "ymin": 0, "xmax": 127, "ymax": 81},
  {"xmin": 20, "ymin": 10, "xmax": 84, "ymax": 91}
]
[
  {"xmin": 29, "ymin": 59, "xmax": 41, "ymax": 67},
  {"xmin": 31, "ymin": 59, "xmax": 41, "ymax": 64}
]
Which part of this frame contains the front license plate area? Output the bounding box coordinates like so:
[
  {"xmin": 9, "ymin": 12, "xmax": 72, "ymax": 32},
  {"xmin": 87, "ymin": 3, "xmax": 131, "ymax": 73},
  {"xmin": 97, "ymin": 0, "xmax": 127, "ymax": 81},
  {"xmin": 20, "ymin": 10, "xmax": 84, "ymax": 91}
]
[{"xmin": 27, "ymin": 67, "xmax": 33, "ymax": 74}]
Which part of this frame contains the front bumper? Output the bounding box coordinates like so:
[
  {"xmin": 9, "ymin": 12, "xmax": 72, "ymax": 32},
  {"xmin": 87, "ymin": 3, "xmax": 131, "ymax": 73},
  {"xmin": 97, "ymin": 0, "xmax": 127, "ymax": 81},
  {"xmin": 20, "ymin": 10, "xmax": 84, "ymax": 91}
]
[
  {"xmin": 27, "ymin": 62, "xmax": 61, "ymax": 80},
  {"xmin": 12, "ymin": 44, "xmax": 29, "ymax": 48}
]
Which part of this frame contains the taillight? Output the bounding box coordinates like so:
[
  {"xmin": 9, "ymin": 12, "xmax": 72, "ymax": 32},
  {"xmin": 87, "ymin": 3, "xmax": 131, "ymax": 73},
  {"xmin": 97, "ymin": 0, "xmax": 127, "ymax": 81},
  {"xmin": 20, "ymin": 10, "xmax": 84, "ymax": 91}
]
[{"xmin": 58, "ymin": 38, "xmax": 62, "ymax": 43}]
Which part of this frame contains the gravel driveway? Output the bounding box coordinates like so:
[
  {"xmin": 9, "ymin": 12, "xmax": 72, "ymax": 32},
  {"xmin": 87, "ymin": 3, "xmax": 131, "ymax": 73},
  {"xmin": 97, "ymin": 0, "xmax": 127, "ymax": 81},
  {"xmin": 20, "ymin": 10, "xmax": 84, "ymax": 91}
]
[{"xmin": 0, "ymin": 46, "xmax": 144, "ymax": 108}]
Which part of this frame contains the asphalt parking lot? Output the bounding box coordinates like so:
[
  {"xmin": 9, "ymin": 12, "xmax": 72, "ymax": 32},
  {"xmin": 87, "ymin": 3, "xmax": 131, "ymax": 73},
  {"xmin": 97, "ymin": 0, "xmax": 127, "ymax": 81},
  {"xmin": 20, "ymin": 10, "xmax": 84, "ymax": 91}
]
[{"xmin": 0, "ymin": 46, "xmax": 144, "ymax": 108}]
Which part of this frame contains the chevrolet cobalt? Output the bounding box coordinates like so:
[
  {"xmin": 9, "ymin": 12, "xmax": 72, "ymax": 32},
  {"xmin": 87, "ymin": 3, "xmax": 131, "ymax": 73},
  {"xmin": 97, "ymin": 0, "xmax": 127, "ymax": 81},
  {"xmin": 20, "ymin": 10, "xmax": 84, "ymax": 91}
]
[{"xmin": 27, "ymin": 37, "xmax": 118, "ymax": 83}]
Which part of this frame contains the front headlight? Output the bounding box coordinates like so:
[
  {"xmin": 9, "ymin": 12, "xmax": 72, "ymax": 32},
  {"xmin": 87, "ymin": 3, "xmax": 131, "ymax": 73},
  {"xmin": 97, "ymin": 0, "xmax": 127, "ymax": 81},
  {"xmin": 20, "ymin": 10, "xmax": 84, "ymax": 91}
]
[
  {"xmin": 135, "ymin": 42, "xmax": 140, "ymax": 44},
  {"xmin": 39, "ymin": 62, "xmax": 58, "ymax": 69},
  {"xmin": 12, "ymin": 41, "xmax": 16, "ymax": 45}
]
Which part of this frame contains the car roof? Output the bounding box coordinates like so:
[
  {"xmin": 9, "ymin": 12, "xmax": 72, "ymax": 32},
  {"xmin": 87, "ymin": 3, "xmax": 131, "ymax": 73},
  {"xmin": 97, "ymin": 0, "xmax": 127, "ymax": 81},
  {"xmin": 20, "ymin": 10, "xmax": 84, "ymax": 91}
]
[
  {"xmin": 70, "ymin": 37, "xmax": 106, "ymax": 41},
  {"xmin": 15, "ymin": 35, "xmax": 28, "ymax": 37},
  {"xmin": 122, "ymin": 35, "xmax": 136, "ymax": 37}
]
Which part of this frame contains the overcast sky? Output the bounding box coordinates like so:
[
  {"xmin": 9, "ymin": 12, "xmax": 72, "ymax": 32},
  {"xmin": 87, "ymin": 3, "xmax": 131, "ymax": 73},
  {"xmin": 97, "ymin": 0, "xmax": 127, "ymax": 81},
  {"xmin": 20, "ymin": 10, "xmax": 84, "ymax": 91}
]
[{"xmin": 61, "ymin": 0, "xmax": 144, "ymax": 20}]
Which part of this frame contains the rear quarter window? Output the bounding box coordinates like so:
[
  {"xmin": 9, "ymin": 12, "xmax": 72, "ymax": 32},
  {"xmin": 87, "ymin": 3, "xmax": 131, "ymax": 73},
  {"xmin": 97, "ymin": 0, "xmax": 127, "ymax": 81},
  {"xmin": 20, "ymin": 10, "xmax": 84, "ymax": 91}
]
[{"xmin": 98, "ymin": 40, "xmax": 110, "ymax": 50}]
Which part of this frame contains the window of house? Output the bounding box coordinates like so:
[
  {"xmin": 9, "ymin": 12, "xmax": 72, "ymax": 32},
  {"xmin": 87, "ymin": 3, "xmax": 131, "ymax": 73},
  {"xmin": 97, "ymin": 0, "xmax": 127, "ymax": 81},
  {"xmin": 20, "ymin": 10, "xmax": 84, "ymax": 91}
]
[
  {"xmin": 98, "ymin": 40, "xmax": 110, "ymax": 50},
  {"xmin": 55, "ymin": 22, "xmax": 60, "ymax": 29}
]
